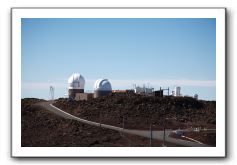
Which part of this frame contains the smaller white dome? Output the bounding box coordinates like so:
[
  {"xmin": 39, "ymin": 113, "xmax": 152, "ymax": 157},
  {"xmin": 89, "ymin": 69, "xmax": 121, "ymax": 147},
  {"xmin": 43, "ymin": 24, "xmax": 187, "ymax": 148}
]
[
  {"xmin": 94, "ymin": 79, "xmax": 112, "ymax": 91},
  {"xmin": 68, "ymin": 73, "xmax": 85, "ymax": 89}
]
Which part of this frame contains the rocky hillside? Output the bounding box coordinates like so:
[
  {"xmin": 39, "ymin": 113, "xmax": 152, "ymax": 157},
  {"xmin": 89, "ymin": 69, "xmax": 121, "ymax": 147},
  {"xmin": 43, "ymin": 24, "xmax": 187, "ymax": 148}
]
[
  {"xmin": 22, "ymin": 98, "xmax": 169, "ymax": 147},
  {"xmin": 54, "ymin": 93, "xmax": 216, "ymax": 130}
]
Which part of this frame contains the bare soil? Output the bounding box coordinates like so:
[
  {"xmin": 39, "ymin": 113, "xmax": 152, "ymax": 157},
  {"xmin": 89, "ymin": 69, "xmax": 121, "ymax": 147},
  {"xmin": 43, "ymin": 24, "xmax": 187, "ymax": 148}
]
[
  {"xmin": 22, "ymin": 98, "xmax": 181, "ymax": 147},
  {"xmin": 53, "ymin": 93, "xmax": 216, "ymax": 131}
]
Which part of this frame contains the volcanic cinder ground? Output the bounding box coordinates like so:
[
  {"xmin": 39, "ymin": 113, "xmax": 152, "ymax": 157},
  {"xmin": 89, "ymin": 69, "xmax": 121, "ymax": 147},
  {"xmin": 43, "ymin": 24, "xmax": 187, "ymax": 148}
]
[{"xmin": 21, "ymin": 93, "xmax": 216, "ymax": 147}]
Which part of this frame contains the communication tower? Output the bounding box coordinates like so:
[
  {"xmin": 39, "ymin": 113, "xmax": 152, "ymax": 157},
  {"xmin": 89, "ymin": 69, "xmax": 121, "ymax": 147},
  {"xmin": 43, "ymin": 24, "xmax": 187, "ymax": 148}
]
[{"xmin": 50, "ymin": 86, "xmax": 55, "ymax": 101}]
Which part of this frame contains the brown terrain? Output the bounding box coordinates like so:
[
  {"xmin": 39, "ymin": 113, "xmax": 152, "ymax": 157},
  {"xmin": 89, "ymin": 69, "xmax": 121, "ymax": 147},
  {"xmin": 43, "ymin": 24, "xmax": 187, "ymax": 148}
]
[
  {"xmin": 22, "ymin": 92, "xmax": 216, "ymax": 147},
  {"xmin": 54, "ymin": 92, "xmax": 216, "ymax": 131},
  {"xmin": 22, "ymin": 98, "xmax": 181, "ymax": 147}
]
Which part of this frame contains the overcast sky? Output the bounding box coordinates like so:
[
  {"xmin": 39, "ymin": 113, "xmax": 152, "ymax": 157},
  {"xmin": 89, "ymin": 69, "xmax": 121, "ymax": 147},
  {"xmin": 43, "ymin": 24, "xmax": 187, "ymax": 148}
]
[{"xmin": 21, "ymin": 18, "xmax": 216, "ymax": 100}]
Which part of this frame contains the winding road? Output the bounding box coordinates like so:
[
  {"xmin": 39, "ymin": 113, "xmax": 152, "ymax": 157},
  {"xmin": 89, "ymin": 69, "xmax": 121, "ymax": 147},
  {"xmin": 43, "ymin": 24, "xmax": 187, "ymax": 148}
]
[{"xmin": 37, "ymin": 101, "xmax": 210, "ymax": 147}]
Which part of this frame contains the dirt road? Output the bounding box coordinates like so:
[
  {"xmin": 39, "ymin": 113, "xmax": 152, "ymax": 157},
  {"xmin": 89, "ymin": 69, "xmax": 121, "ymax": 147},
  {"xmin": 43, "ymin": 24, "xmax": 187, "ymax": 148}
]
[{"xmin": 37, "ymin": 101, "xmax": 210, "ymax": 147}]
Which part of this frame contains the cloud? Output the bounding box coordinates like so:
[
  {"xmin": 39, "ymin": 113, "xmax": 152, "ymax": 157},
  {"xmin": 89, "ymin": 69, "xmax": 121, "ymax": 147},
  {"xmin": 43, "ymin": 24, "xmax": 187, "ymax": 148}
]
[{"xmin": 22, "ymin": 79, "xmax": 215, "ymax": 90}]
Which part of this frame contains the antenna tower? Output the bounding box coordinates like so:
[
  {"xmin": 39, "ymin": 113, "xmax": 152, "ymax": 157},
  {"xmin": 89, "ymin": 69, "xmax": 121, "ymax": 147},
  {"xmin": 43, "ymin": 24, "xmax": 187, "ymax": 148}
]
[{"xmin": 50, "ymin": 86, "xmax": 55, "ymax": 101}]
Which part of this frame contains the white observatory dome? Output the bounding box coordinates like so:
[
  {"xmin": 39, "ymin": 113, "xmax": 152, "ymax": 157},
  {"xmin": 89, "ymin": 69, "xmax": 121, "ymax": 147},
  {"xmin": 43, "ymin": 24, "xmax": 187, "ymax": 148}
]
[
  {"xmin": 94, "ymin": 79, "xmax": 112, "ymax": 91},
  {"xmin": 68, "ymin": 73, "xmax": 85, "ymax": 89}
]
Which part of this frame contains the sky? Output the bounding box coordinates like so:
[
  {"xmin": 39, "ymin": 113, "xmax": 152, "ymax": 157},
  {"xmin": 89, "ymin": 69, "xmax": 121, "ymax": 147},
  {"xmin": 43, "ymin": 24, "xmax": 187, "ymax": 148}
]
[{"xmin": 21, "ymin": 18, "xmax": 216, "ymax": 100}]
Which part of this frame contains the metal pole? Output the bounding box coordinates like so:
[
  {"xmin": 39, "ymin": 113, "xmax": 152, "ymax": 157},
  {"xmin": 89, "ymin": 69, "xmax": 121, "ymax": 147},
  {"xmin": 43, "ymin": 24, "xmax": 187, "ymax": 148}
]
[
  {"xmin": 168, "ymin": 87, "xmax": 169, "ymax": 96},
  {"xmin": 163, "ymin": 111, "xmax": 166, "ymax": 147},
  {"xmin": 160, "ymin": 87, "xmax": 162, "ymax": 97},
  {"xmin": 123, "ymin": 116, "xmax": 125, "ymax": 131},
  {"xmin": 163, "ymin": 124, "xmax": 166, "ymax": 146},
  {"xmin": 150, "ymin": 123, "xmax": 152, "ymax": 147},
  {"xmin": 100, "ymin": 111, "xmax": 101, "ymax": 128}
]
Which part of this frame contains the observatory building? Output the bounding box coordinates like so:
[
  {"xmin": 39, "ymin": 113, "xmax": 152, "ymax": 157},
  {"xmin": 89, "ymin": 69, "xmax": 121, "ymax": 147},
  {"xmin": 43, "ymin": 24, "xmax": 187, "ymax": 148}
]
[
  {"xmin": 68, "ymin": 73, "xmax": 85, "ymax": 99},
  {"xmin": 172, "ymin": 86, "xmax": 181, "ymax": 97},
  {"xmin": 94, "ymin": 79, "xmax": 112, "ymax": 98},
  {"xmin": 133, "ymin": 84, "xmax": 154, "ymax": 95},
  {"xmin": 194, "ymin": 94, "xmax": 198, "ymax": 100}
]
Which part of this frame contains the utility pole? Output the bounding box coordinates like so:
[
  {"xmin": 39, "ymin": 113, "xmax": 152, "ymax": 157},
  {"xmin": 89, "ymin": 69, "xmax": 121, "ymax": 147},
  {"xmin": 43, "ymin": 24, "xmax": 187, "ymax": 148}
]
[
  {"xmin": 99, "ymin": 110, "xmax": 101, "ymax": 128},
  {"xmin": 163, "ymin": 109, "xmax": 166, "ymax": 147},
  {"xmin": 150, "ymin": 123, "xmax": 152, "ymax": 147},
  {"xmin": 123, "ymin": 116, "xmax": 125, "ymax": 131}
]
